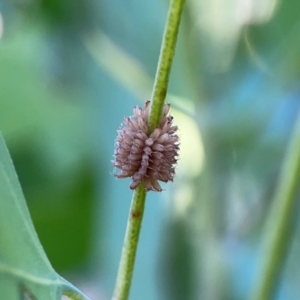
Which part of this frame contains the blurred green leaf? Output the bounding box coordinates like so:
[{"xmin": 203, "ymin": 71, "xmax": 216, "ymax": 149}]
[
  {"xmin": 0, "ymin": 23, "xmax": 96, "ymax": 274},
  {"xmin": 0, "ymin": 133, "xmax": 90, "ymax": 300}
]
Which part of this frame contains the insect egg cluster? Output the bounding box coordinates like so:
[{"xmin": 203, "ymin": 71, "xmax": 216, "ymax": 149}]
[{"xmin": 113, "ymin": 101, "xmax": 179, "ymax": 192}]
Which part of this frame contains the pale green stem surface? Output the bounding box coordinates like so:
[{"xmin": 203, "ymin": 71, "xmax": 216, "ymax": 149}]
[
  {"xmin": 250, "ymin": 112, "xmax": 300, "ymax": 300},
  {"xmin": 148, "ymin": 0, "xmax": 186, "ymax": 133},
  {"xmin": 112, "ymin": 0, "xmax": 185, "ymax": 299},
  {"xmin": 113, "ymin": 183, "xmax": 146, "ymax": 300}
]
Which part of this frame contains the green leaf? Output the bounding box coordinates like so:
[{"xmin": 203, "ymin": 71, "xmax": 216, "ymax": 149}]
[{"xmin": 0, "ymin": 134, "xmax": 91, "ymax": 300}]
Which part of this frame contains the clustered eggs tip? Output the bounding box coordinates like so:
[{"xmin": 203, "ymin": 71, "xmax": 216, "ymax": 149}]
[{"xmin": 113, "ymin": 101, "xmax": 179, "ymax": 192}]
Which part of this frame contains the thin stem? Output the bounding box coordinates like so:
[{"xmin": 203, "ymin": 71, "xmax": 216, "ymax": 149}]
[
  {"xmin": 148, "ymin": 0, "xmax": 186, "ymax": 133},
  {"xmin": 112, "ymin": 183, "xmax": 147, "ymax": 300},
  {"xmin": 250, "ymin": 111, "xmax": 300, "ymax": 300},
  {"xmin": 112, "ymin": 0, "xmax": 185, "ymax": 299}
]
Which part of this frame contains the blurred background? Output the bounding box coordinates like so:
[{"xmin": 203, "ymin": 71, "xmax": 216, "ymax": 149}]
[{"xmin": 1, "ymin": 0, "xmax": 300, "ymax": 299}]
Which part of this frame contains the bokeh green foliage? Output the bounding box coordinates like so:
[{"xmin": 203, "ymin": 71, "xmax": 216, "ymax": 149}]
[
  {"xmin": 0, "ymin": 134, "xmax": 90, "ymax": 300},
  {"xmin": 0, "ymin": 24, "xmax": 95, "ymax": 274},
  {"xmin": 1, "ymin": 0, "xmax": 300, "ymax": 299}
]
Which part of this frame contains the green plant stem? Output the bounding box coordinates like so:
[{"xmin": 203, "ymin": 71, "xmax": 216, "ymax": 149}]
[
  {"xmin": 148, "ymin": 0, "xmax": 186, "ymax": 133},
  {"xmin": 112, "ymin": 183, "xmax": 147, "ymax": 300},
  {"xmin": 112, "ymin": 0, "xmax": 185, "ymax": 299},
  {"xmin": 250, "ymin": 112, "xmax": 300, "ymax": 300}
]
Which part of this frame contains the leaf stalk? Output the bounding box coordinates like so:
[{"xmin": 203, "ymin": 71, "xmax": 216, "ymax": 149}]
[
  {"xmin": 112, "ymin": 0, "xmax": 185, "ymax": 299},
  {"xmin": 250, "ymin": 111, "xmax": 300, "ymax": 300}
]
